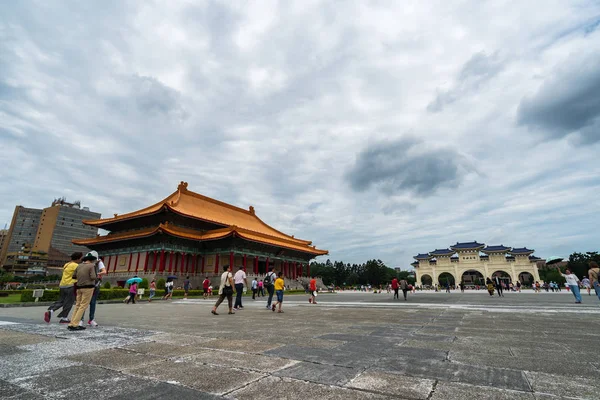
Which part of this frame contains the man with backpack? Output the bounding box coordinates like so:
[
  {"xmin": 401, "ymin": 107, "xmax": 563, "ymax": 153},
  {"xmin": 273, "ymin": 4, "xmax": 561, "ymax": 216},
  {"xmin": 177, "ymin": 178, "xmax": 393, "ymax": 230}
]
[{"xmin": 264, "ymin": 266, "xmax": 276, "ymax": 310}]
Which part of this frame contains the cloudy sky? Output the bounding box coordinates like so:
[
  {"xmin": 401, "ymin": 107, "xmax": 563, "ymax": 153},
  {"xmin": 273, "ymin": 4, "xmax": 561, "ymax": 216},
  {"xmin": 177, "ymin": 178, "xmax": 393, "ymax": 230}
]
[{"xmin": 1, "ymin": 1, "xmax": 599, "ymax": 268}]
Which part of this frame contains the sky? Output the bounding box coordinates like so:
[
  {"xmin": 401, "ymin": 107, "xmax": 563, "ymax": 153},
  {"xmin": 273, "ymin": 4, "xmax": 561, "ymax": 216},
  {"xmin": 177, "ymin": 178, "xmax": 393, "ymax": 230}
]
[{"xmin": 1, "ymin": 1, "xmax": 599, "ymax": 269}]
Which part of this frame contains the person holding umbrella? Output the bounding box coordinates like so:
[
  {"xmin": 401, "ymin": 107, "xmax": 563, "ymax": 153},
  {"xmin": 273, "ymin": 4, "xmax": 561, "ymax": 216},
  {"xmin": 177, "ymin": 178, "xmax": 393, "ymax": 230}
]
[{"xmin": 125, "ymin": 276, "xmax": 142, "ymax": 304}]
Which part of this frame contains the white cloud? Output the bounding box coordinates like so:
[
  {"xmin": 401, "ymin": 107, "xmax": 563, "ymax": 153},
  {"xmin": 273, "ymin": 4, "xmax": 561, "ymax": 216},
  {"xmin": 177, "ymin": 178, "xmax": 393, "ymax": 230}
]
[{"xmin": 1, "ymin": 0, "xmax": 599, "ymax": 268}]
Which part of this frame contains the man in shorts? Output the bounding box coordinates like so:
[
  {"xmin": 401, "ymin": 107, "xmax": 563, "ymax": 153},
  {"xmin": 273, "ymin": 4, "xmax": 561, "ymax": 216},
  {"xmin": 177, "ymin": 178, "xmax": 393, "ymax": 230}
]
[
  {"xmin": 272, "ymin": 271, "xmax": 285, "ymax": 313},
  {"xmin": 183, "ymin": 276, "xmax": 191, "ymax": 299}
]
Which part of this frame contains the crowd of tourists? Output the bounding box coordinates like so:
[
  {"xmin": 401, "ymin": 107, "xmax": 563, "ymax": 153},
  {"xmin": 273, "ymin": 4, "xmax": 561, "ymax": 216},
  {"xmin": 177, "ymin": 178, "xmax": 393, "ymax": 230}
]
[{"xmin": 44, "ymin": 248, "xmax": 600, "ymax": 330}]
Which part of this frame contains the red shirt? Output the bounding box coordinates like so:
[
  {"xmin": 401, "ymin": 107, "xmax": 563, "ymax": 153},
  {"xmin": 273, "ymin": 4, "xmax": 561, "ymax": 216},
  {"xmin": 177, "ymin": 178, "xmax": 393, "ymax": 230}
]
[
  {"xmin": 309, "ymin": 279, "xmax": 317, "ymax": 291},
  {"xmin": 203, "ymin": 279, "xmax": 210, "ymax": 289},
  {"xmin": 391, "ymin": 278, "xmax": 399, "ymax": 289}
]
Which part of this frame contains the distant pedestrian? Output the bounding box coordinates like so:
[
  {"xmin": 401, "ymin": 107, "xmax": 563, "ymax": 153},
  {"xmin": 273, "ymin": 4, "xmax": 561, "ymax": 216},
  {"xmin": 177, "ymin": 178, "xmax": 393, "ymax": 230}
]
[
  {"xmin": 45, "ymin": 252, "xmax": 82, "ymax": 324},
  {"xmin": 233, "ymin": 266, "xmax": 248, "ymax": 310},
  {"xmin": 445, "ymin": 282, "xmax": 450, "ymax": 293},
  {"xmin": 535, "ymin": 281, "xmax": 541, "ymax": 293},
  {"xmin": 581, "ymin": 277, "xmax": 591, "ymax": 296},
  {"xmin": 486, "ymin": 278, "xmax": 495, "ymax": 296},
  {"xmin": 558, "ymin": 267, "xmax": 581, "ymax": 303},
  {"xmin": 516, "ymin": 281, "xmax": 521, "ymax": 292},
  {"xmin": 264, "ymin": 266, "xmax": 276, "ymax": 310},
  {"xmin": 399, "ymin": 278, "xmax": 409, "ymax": 300},
  {"xmin": 309, "ymin": 276, "xmax": 318, "ymax": 304},
  {"xmin": 493, "ymin": 276, "xmax": 504, "ymax": 297},
  {"xmin": 183, "ymin": 276, "xmax": 191, "ymax": 299},
  {"xmin": 257, "ymin": 279, "xmax": 264, "ymax": 297},
  {"xmin": 211, "ymin": 265, "xmax": 234, "ymax": 315},
  {"xmin": 588, "ymin": 261, "xmax": 600, "ymax": 301},
  {"xmin": 126, "ymin": 281, "xmax": 137, "ymax": 304},
  {"xmin": 459, "ymin": 281, "xmax": 465, "ymax": 293},
  {"xmin": 149, "ymin": 280, "xmax": 156, "ymax": 302},
  {"xmin": 391, "ymin": 277, "xmax": 399, "ymax": 300},
  {"xmin": 68, "ymin": 252, "xmax": 98, "ymax": 331},
  {"xmin": 79, "ymin": 251, "xmax": 105, "ymax": 328},
  {"xmin": 251, "ymin": 277, "xmax": 258, "ymax": 299},
  {"xmin": 163, "ymin": 278, "xmax": 173, "ymax": 300},
  {"xmin": 203, "ymin": 276, "xmax": 210, "ymax": 299},
  {"xmin": 272, "ymin": 271, "xmax": 285, "ymax": 313}
]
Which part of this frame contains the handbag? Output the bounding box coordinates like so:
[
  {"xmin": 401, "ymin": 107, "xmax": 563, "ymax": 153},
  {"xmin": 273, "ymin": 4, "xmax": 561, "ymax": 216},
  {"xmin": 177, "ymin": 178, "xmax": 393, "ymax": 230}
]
[{"xmin": 223, "ymin": 284, "xmax": 234, "ymax": 296}]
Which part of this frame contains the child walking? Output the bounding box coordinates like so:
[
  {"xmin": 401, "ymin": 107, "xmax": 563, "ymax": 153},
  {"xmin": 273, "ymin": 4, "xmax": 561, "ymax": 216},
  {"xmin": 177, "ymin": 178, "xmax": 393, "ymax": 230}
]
[{"xmin": 272, "ymin": 271, "xmax": 285, "ymax": 313}]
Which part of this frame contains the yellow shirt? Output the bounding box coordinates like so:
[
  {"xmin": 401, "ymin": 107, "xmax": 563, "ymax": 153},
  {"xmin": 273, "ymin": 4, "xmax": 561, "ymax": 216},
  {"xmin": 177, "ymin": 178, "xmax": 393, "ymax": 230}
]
[
  {"xmin": 274, "ymin": 277, "xmax": 285, "ymax": 291},
  {"xmin": 59, "ymin": 261, "xmax": 78, "ymax": 287}
]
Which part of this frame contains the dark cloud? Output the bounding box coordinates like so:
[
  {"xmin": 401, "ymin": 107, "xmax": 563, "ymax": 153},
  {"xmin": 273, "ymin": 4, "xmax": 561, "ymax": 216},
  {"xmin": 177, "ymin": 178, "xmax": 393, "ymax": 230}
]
[
  {"xmin": 517, "ymin": 54, "xmax": 600, "ymax": 144},
  {"xmin": 427, "ymin": 51, "xmax": 505, "ymax": 112},
  {"xmin": 345, "ymin": 137, "xmax": 473, "ymax": 196}
]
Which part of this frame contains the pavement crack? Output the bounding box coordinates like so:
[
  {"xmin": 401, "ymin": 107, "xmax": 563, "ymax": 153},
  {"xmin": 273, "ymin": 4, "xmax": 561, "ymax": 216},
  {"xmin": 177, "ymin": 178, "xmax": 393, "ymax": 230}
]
[{"xmin": 426, "ymin": 380, "xmax": 439, "ymax": 400}]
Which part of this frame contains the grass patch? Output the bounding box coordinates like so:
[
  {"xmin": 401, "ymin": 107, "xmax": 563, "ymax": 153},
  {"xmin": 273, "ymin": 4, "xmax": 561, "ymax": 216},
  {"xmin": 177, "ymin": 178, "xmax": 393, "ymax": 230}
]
[{"xmin": 0, "ymin": 294, "xmax": 24, "ymax": 304}]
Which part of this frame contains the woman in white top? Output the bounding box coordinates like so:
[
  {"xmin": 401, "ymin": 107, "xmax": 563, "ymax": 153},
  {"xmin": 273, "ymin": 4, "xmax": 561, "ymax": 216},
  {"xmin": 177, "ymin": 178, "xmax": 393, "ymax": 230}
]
[{"xmin": 558, "ymin": 267, "xmax": 582, "ymax": 304}]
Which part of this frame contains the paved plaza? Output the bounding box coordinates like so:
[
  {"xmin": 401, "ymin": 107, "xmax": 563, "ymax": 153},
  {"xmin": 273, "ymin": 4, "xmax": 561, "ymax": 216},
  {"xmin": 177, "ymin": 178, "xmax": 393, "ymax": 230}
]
[{"xmin": 1, "ymin": 291, "xmax": 600, "ymax": 399}]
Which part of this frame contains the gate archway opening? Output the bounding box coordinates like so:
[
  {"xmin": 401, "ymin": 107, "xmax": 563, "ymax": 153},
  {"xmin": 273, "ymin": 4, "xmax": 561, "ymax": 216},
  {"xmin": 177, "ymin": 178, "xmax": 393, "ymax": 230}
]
[
  {"xmin": 461, "ymin": 270, "xmax": 484, "ymax": 286},
  {"xmin": 421, "ymin": 274, "xmax": 433, "ymax": 286},
  {"xmin": 491, "ymin": 270, "xmax": 512, "ymax": 285},
  {"xmin": 518, "ymin": 272, "xmax": 533, "ymax": 285},
  {"xmin": 438, "ymin": 272, "xmax": 455, "ymax": 287}
]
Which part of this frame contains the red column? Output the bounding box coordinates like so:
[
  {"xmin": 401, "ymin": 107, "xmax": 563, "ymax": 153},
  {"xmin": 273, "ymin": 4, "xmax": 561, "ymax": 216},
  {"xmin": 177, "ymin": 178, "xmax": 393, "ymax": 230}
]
[
  {"xmin": 180, "ymin": 253, "xmax": 186, "ymax": 275},
  {"xmin": 229, "ymin": 251, "xmax": 234, "ymax": 269},
  {"xmin": 166, "ymin": 251, "xmax": 173, "ymax": 273},
  {"xmin": 134, "ymin": 253, "xmax": 140, "ymax": 273},
  {"xmin": 152, "ymin": 252, "xmax": 158, "ymax": 273},
  {"xmin": 127, "ymin": 252, "xmax": 133, "ymax": 273},
  {"xmin": 265, "ymin": 257, "xmax": 269, "ymax": 273},
  {"xmin": 192, "ymin": 254, "xmax": 197, "ymax": 275},
  {"xmin": 111, "ymin": 255, "xmax": 118, "ymax": 273},
  {"xmin": 143, "ymin": 252, "xmax": 149, "ymax": 273},
  {"xmin": 159, "ymin": 250, "xmax": 165, "ymax": 273},
  {"xmin": 214, "ymin": 254, "xmax": 219, "ymax": 274},
  {"xmin": 201, "ymin": 255, "xmax": 205, "ymax": 274},
  {"xmin": 243, "ymin": 254, "xmax": 247, "ymax": 272},
  {"xmin": 254, "ymin": 256, "xmax": 258, "ymax": 274}
]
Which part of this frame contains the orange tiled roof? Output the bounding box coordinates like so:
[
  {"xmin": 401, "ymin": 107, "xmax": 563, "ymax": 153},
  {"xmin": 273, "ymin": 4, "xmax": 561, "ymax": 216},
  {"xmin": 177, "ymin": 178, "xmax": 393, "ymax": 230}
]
[
  {"xmin": 73, "ymin": 222, "xmax": 328, "ymax": 256},
  {"xmin": 83, "ymin": 182, "xmax": 313, "ymax": 246}
]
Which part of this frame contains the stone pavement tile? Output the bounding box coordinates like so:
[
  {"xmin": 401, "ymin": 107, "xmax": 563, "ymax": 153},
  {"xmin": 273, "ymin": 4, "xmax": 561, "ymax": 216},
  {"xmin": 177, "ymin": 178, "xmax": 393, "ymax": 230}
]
[
  {"xmin": 198, "ymin": 338, "xmax": 282, "ymax": 353},
  {"xmin": 0, "ymin": 329, "xmax": 54, "ymax": 346},
  {"xmin": 108, "ymin": 381, "xmax": 222, "ymax": 400},
  {"xmin": 186, "ymin": 350, "xmax": 297, "ymax": 373},
  {"xmin": 449, "ymin": 352, "xmax": 599, "ymax": 376},
  {"xmin": 127, "ymin": 360, "xmax": 265, "ymax": 395},
  {"xmin": 67, "ymin": 348, "xmax": 166, "ymax": 371},
  {"xmin": 374, "ymin": 359, "xmax": 531, "ymax": 391},
  {"xmin": 8, "ymin": 393, "xmax": 45, "ymax": 400},
  {"xmin": 274, "ymin": 362, "xmax": 360, "ymax": 385},
  {"xmin": 0, "ymin": 355, "xmax": 80, "ymax": 382},
  {"xmin": 16, "ymin": 365, "xmax": 155, "ymax": 399},
  {"xmin": 0, "ymin": 344, "xmax": 28, "ymax": 356},
  {"xmin": 121, "ymin": 341, "xmax": 204, "ymax": 357},
  {"xmin": 525, "ymin": 371, "xmax": 600, "ymax": 399},
  {"xmin": 280, "ymin": 337, "xmax": 345, "ymax": 349},
  {"xmin": 0, "ymin": 379, "xmax": 29, "ymax": 398},
  {"xmin": 431, "ymin": 382, "xmax": 535, "ymax": 400},
  {"xmin": 409, "ymin": 333, "xmax": 456, "ymax": 342},
  {"xmin": 145, "ymin": 332, "xmax": 215, "ymax": 345},
  {"xmin": 231, "ymin": 376, "xmax": 392, "ymax": 400},
  {"xmin": 265, "ymin": 344, "xmax": 380, "ymax": 368},
  {"xmin": 346, "ymin": 370, "xmax": 434, "ymax": 399}
]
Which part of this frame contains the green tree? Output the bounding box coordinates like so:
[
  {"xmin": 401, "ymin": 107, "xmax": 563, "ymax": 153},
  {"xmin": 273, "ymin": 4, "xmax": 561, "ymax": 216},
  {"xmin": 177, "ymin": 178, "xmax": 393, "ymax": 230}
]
[
  {"xmin": 103, "ymin": 281, "xmax": 111, "ymax": 289},
  {"xmin": 157, "ymin": 278, "xmax": 166, "ymax": 290},
  {"xmin": 566, "ymin": 252, "xmax": 600, "ymax": 278},
  {"xmin": 139, "ymin": 278, "xmax": 149, "ymax": 289}
]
